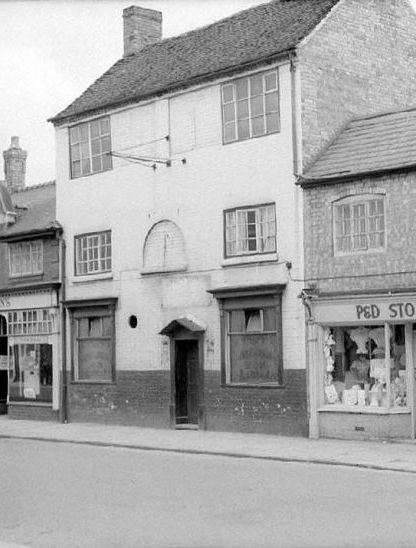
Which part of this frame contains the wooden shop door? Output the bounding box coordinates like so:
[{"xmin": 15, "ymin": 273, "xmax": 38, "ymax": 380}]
[{"xmin": 175, "ymin": 340, "xmax": 199, "ymax": 425}]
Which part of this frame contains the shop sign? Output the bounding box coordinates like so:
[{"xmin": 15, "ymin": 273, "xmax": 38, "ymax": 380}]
[
  {"xmin": 314, "ymin": 298, "xmax": 416, "ymax": 324},
  {"xmin": 8, "ymin": 335, "xmax": 50, "ymax": 345}
]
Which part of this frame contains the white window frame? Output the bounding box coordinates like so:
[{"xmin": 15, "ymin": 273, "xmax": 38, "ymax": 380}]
[
  {"xmin": 221, "ymin": 69, "xmax": 280, "ymax": 144},
  {"xmin": 8, "ymin": 240, "xmax": 43, "ymax": 278},
  {"xmin": 7, "ymin": 309, "xmax": 54, "ymax": 335},
  {"xmin": 224, "ymin": 203, "xmax": 276, "ymax": 257},
  {"xmin": 69, "ymin": 117, "xmax": 112, "ymax": 178},
  {"xmin": 333, "ymin": 194, "xmax": 386, "ymax": 256},
  {"xmin": 75, "ymin": 231, "xmax": 112, "ymax": 276}
]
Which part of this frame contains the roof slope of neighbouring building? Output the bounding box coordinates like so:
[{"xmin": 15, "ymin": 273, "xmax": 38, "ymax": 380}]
[
  {"xmin": 50, "ymin": 0, "xmax": 340, "ymax": 124},
  {"xmin": 0, "ymin": 181, "xmax": 59, "ymax": 238},
  {"xmin": 299, "ymin": 107, "xmax": 416, "ymax": 184}
]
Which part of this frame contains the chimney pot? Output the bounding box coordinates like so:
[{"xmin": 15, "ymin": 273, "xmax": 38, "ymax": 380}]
[{"xmin": 123, "ymin": 5, "xmax": 162, "ymax": 57}]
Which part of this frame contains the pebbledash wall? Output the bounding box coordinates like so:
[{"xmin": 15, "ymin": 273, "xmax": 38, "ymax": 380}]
[
  {"xmin": 55, "ymin": 62, "xmax": 309, "ymax": 435},
  {"xmin": 298, "ymin": 0, "xmax": 416, "ymax": 169}
]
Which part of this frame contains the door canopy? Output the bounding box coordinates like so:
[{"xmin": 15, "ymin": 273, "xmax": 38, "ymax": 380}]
[{"xmin": 159, "ymin": 315, "xmax": 206, "ymax": 336}]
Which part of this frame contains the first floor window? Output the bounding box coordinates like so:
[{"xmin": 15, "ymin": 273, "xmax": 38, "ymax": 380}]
[
  {"xmin": 75, "ymin": 231, "xmax": 112, "ymax": 275},
  {"xmin": 334, "ymin": 195, "xmax": 385, "ymax": 254},
  {"xmin": 70, "ymin": 302, "xmax": 116, "ymax": 382},
  {"xmin": 221, "ymin": 293, "xmax": 283, "ymax": 385},
  {"xmin": 69, "ymin": 116, "xmax": 112, "ymax": 178},
  {"xmin": 224, "ymin": 203, "xmax": 276, "ymax": 257},
  {"xmin": 9, "ymin": 240, "xmax": 43, "ymax": 277},
  {"xmin": 323, "ymin": 324, "xmax": 407, "ymax": 409}
]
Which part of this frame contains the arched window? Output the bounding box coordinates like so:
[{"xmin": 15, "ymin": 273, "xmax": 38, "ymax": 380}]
[
  {"xmin": 333, "ymin": 194, "xmax": 386, "ymax": 255},
  {"xmin": 143, "ymin": 220, "xmax": 187, "ymax": 273}
]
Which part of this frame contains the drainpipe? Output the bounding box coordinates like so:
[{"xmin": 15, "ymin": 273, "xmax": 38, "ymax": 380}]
[{"xmin": 58, "ymin": 232, "xmax": 67, "ymax": 423}]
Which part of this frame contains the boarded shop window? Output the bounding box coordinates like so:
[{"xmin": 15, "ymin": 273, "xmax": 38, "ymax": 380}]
[
  {"xmin": 224, "ymin": 203, "xmax": 276, "ymax": 257},
  {"xmin": 221, "ymin": 69, "xmax": 280, "ymax": 144},
  {"xmin": 223, "ymin": 295, "xmax": 283, "ymax": 386},
  {"xmin": 71, "ymin": 304, "xmax": 115, "ymax": 382},
  {"xmin": 143, "ymin": 220, "xmax": 187, "ymax": 273},
  {"xmin": 334, "ymin": 195, "xmax": 385, "ymax": 255},
  {"xmin": 9, "ymin": 240, "xmax": 43, "ymax": 277},
  {"xmin": 69, "ymin": 117, "xmax": 112, "ymax": 178},
  {"xmin": 75, "ymin": 231, "xmax": 112, "ymax": 276}
]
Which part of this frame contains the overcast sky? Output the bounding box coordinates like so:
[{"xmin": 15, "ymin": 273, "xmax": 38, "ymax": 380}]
[{"xmin": 1, "ymin": 0, "xmax": 416, "ymax": 185}]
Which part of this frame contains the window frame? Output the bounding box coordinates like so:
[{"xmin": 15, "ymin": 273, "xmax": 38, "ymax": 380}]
[
  {"xmin": 333, "ymin": 194, "xmax": 386, "ymax": 256},
  {"xmin": 8, "ymin": 240, "xmax": 43, "ymax": 278},
  {"xmin": 67, "ymin": 300, "xmax": 117, "ymax": 384},
  {"xmin": 69, "ymin": 116, "xmax": 112, "ymax": 179},
  {"xmin": 74, "ymin": 230, "xmax": 112, "ymax": 277},
  {"xmin": 210, "ymin": 287, "xmax": 284, "ymax": 388},
  {"xmin": 221, "ymin": 68, "xmax": 280, "ymax": 144},
  {"xmin": 223, "ymin": 203, "xmax": 277, "ymax": 258}
]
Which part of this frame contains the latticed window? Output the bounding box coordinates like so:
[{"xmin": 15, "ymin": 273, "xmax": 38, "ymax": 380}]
[
  {"xmin": 7, "ymin": 309, "xmax": 53, "ymax": 335},
  {"xmin": 225, "ymin": 204, "xmax": 276, "ymax": 257},
  {"xmin": 69, "ymin": 117, "xmax": 112, "ymax": 178},
  {"xmin": 75, "ymin": 231, "xmax": 112, "ymax": 275},
  {"xmin": 334, "ymin": 197, "xmax": 385, "ymax": 254},
  {"xmin": 9, "ymin": 241, "xmax": 43, "ymax": 277},
  {"xmin": 221, "ymin": 69, "xmax": 279, "ymax": 143}
]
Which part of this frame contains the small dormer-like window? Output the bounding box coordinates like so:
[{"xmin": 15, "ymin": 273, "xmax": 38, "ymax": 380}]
[
  {"xmin": 334, "ymin": 195, "xmax": 385, "ymax": 255},
  {"xmin": 9, "ymin": 241, "xmax": 43, "ymax": 277},
  {"xmin": 221, "ymin": 69, "xmax": 279, "ymax": 144},
  {"xmin": 69, "ymin": 117, "xmax": 112, "ymax": 178}
]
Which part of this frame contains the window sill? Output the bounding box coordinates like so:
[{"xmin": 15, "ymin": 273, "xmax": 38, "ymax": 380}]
[
  {"xmin": 70, "ymin": 380, "xmax": 116, "ymax": 385},
  {"xmin": 141, "ymin": 264, "xmax": 187, "ymax": 276},
  {"xmin": 9, "ymin": 273, "xmax": 44, "ymax": 280},
  {"xmin": 221, "ymin": 253, "xmax": 278, "ymax": 268},
  {"xmin": 319, "ymin": 405, "xmax": 410, "ymax": 415},
  {"xmin": 334, "ymin": 248, "xmax": 385, "ymax": 258},
  {"xmin": 8, "ymin": 401, "xmax": 52, "ymax": 407},
  {"xmin": 72, "ymin": 272, "xmax": 113, "ymax": 284},
  {"xmin": 223, "ymin": 383, "xmax": 284, "ymax": 389}
]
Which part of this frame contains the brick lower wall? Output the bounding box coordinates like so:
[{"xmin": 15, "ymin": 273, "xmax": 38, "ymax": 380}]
[
  {"xmin": 8, "ymin": 404, "xmax": 59, "ymax": 421},
  {"xmin": 67, "ymin": 369, "xmax": 308, "ymax": 436}
]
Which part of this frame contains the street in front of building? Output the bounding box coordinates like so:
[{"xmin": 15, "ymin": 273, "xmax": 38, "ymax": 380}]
[{"xmin": 1, "ymin": 438, "xmax": 416, "ymax": 548}]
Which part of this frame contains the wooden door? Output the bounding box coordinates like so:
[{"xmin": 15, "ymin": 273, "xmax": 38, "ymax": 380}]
[
  {"xmin": 186, "ymin": 341, "xmax": 199, "ymax": 424},
  {"xmin": 174, "ymin": 340, "xmax": 199, "ymax": 425}
]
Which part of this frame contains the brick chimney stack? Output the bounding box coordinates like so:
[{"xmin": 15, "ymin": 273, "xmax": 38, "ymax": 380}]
[
  {"xmin": 3, "ymin": 136, "xmax": 27, "ymax": 193},
  {"xmin": 123, "ymin": 6, "xmax": 162, "ymax": 57}
]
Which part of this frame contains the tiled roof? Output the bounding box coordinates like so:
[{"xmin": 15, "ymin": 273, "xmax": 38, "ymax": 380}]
[
  {"xmin": 300, "ymin": 107, "xmax": 416, "ymax": 184},
  {"xmin": 50, "ymin": 0, "xmax": 340, "ymax": 124},
  {"xmin": 0, "ymin": 181, "xmax": 59, "ymax": 238}
]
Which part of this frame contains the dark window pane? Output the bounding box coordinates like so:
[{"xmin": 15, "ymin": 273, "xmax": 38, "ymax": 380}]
[
  {"xmin": 72, "ymin": 161, "xmax": 81, "ymax": 178},
  {"xmin": 237, "ymin": 119, "xmax": 250, "ymax": 140},
  {"xmin": 101, "ymin": 135, "xmax": 111, "ymax": 153},
  {"xmin": 230, "ymin": 310, "xmax": 245, "ymax": 332},
  {"xmin": 263, "ymin": 308, "xmax": 276, "ymax": 331},
  {"xmin": 79, "ymin": 124, "xmax": 89, "ymax": 141},
  {"xmin": 71, "ymin": 144, "xmax": 80, "ymax": 161},
  {"xmin": 92, "ymin": 156, "xmax": 102, "ymax": 173},
  {"xmin": 265, "ymin": 92, "xmax": 278, "ymax": 113},
  {"xmin": 236, "ymin": 99, "xmax": 249, "ymax": 119},
  {"xmin": 102, "ymin": 153, "xmax": 112, "ymax": 170},
  {"xmin": 266, "ymin": 112, "xmax": 279, "ymax": 133},
  {"xmin": 250, "ymin": 74, "xmax": 263, "ymax": 95},
  {"xmin": 81, "ymin": 158, "xmax": 91, "ymax": 174},
  {"xmin": 222, "ymin": 84, "xmax": 234, "ymax": 103},
  {"xmin": 224, "ymin": 123, "xmax": 236, "ymax": 142},
  {"xmin": 223, "ymin": 103, "xmax": 235, "ymax": 123},
  {"xmin": 236, "ymin": 78, "xmax": 249, "ymax": 100},
  {"xmin": 252, "ymin": 116, "xmax": 265, "ymax": 136},
  {"xmin": 250, "ymin": 95, "xmax": 264, "ymax": 117},
  {"xmin": 100, "ymin": 118, "xmax": 110, "ymax": 135},
  {"xmin": 90, "ymin": 120, "xmax": 100, "ymax": 139},
  {"xmin": 91, "ymin": 138, "xmax": 101, "ymax": 156},
  {"xmin": 69, "ymin": 126, "xmax": 79, "ymax": 144},
  {"xmin": 265, "ymin": 72, "xmax": 277, "ymax": 91}
]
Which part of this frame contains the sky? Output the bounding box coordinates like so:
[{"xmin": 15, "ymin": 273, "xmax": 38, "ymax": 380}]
[{"xmin": 1, "ymin": 0, "xmax": 416, "ymax": 185}]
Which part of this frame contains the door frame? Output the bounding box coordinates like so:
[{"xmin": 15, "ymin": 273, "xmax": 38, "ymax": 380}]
[{"xmin": 168, "ymin": 328, "xmax": 205, "ymax": 429}]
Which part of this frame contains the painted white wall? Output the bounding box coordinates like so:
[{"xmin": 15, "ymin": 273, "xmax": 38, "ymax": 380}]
[{"xmin": 55, "ymin": 61, "xmax": 305, "ymax": 374}]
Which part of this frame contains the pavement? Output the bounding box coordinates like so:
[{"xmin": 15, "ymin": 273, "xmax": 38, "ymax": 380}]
[{"xmin": 1, "ymin": 415, "xmax": 416, "ymax": 474}]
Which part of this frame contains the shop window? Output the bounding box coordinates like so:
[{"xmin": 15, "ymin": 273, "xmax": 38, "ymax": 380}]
[
  {"xmin": 69, "ymin": 302, "xmax": 116, "ymax": 382},
  {"xmin": 323, "ymin": 325, "xmax": 407, "ymax": 409},
  {"xmin": 221, "ymin": 69, "xmax": 280, "ymax": 143},
  {"xmin": 222, "ymin": 295, "xmax": 283, "ymax": 385},
  {"xmin": 334, "ymin": 195, "xmax": 385, "ymax": 255},
  {"xmin": 75, "ymin": 231, "xmax": 112, "ymax": 276},
  {"xmin": 7, "ymin": 309, "xmax": 53, "ymax": 335},
  {"xmin": 224, "ymin": 203, "xmax": 276, "ymax": 257},
  {"xmin": 9, "ymin": 343, "xmax": 53, "ymax": 403},
  {"xmin": 8, "ymin": 240, "xmax": 43, "ymax": 277},
  {"xmin": 69, "ymin": 117, "xmax": 112, "ymax": 178}
]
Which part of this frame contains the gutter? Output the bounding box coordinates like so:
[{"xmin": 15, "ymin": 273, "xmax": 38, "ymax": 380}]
[{"xmin": 0, "ymin": 226, "xmax": 62, "ymax": 243}]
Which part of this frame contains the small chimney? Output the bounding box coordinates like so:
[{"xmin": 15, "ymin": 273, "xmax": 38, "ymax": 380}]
[
  {"xmin": 3, "ymin": 136, "xmax": 27, "ymax": 193},
  {"xmin": 123, "ymin": 5, "xmax": 162, "ymax": 57}
]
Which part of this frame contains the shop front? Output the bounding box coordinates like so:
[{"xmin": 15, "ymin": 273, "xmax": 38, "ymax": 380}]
[
  {"xmin": 308, "ymin": 292, "xmax": 416, "ymax": 440},
  {"xmin": 0, "ymin": 289, "xmax": 60, "ymax": 418}
]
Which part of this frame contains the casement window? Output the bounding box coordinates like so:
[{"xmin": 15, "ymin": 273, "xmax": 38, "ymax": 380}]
[
  {"xmin": 8, "ymin": 241, "xmax": 43, "ymax": 277},
  {"xmin": 69, "ymin": 117, "xmax": 112, "ymax": 178},
  {"xmin": 224, "ymin": 203, "xmax": 276, "ymax": 257},
  {"xmin": 68, "ymin": 301, "xmax": 116, "ymax": 383},
  {"xmin": 334, "ymin": 195, "xmax": 385, "ymax": 254},
  {"xmin": 221, "ymin": 69, "xmax": 279, "ymax": 143},
  {"xmin": 7, "ymin": 309, "xmax": 53, "ymax": 335},
  {"xmin": 75, "ymin": 231, "xmax": 112, "ymax": 276},
  {"xmin": 212, "ymin": 290, "xmax": 283, "ymax": 386}
]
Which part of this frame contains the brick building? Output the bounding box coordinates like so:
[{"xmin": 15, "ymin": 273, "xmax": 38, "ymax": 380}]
[
  {"xmin": 300, "ymin": 107, "xmax": 416, "ymax": 440},
  {"xmin": 0, "ymin": 138, "xmax": 62, "ymax": 420},
  {"xmin": 49, "ymin": 0, "xmax": 416, "ymax": 435}
]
